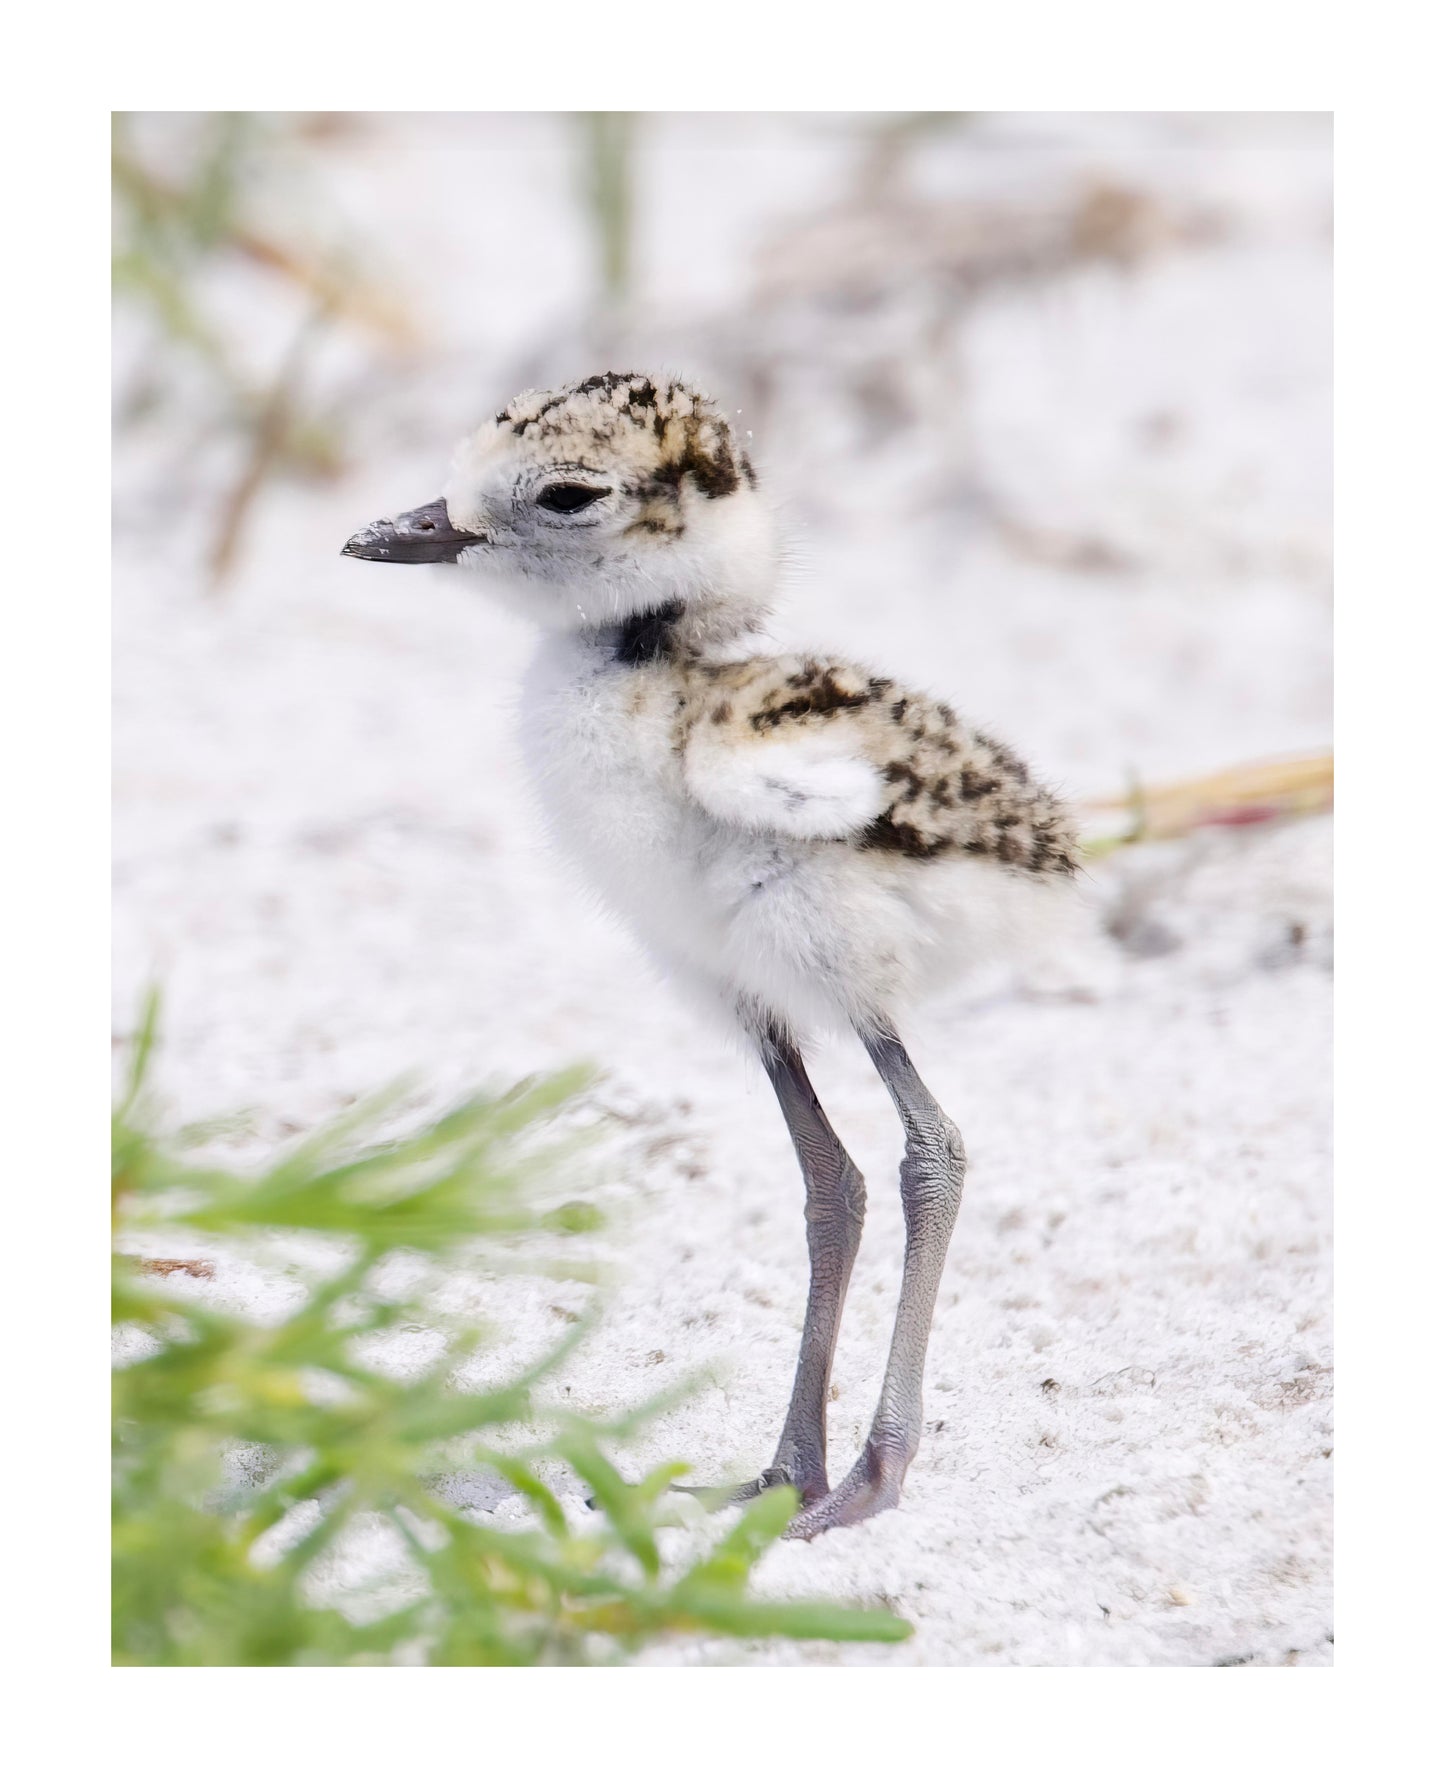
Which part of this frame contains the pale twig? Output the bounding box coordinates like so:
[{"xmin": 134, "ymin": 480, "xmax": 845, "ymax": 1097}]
[
  {"xmin": 112, "ymin": 147, "xmax": 416, "ymax": 349},
  {"xmin": 1083, "ymin": 753, "xmax": 1334, "ymax": 856},
  {"xmin": 207, "ymin": 304, "xmax": 334, "ymax": 588}
]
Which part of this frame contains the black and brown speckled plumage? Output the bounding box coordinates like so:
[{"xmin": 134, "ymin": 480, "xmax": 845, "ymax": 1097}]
[
  {"xmin": 667, "ymin": 650, "xmax": 1080, "ymax": 877},
  {"xmin": 498, "ymin": 372, "xmax": 749, "ymax": 540}
]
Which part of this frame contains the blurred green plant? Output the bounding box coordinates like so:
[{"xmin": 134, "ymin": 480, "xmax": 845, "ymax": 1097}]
[
  {"xmin": 112, "ymin": 113, "xmax": 412, "ymax": 583},
  {"xmin": 577, "ymin": 112, "xmax": 636, "ymax": 315},
  {"xmin": 113, "ymin": 994, "xmax": 910, "ymax": 1665},
  {"xmin": 112, "ymin": 111, "xmax": 257, "ymax": 378}
]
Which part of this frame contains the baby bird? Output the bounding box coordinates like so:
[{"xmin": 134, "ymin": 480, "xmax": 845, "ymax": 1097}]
[{"xmin": 343, "ymin": 371, "xmax": 1080, "ymax": 1538}]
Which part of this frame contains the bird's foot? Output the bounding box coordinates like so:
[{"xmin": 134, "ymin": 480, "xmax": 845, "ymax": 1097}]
[
  {"xmin": 673, "ymin": 1453, "xmax": 828, "ymax": 1513},
  {"xmin": 783, "ymin": 1439, "xmax": 908, "ymax": 1540}
]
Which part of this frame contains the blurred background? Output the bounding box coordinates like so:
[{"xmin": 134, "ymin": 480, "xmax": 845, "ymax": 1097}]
[{"xmin": 112, "ymin": 113, "xmax": 1332, "ymax": 1666}]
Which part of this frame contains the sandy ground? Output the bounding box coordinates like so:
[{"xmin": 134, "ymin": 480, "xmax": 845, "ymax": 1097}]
[{"xmin": 113, "ymin": 112, "xmax": 1332, "ymax": 1665}]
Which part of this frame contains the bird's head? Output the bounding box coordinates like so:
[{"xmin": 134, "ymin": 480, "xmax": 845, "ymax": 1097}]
[{"xmin": 342, "ymin": 372, "xmax": 779, "ymax": 645}]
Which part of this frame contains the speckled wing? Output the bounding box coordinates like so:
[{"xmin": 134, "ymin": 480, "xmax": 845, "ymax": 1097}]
[{"xmin": 678, "ymin": 652, "xmax": 1081, "ymax": 874}]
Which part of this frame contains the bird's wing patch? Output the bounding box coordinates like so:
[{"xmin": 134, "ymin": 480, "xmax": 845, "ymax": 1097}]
[{"xmin": 682, "ymin": 725, "xmax": 889, "ymax": 840}]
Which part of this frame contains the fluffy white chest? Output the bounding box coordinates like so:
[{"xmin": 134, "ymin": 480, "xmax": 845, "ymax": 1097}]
[
  {"xmin": 514, "ymin": 634, "xmax": 1071, "ymax": 1036},
  {"xmin": 518, "ymin": 635, "xmax": 739, "ymax": 973}
]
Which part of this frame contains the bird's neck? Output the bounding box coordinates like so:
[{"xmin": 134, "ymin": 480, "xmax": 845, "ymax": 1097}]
[
  {"xmin": 604, "ymin": 602, "xmax": 687, "ymax": 666},
  {"xmin": 584, "ymin": 589, "xmax": 772, "ymax": 668}
]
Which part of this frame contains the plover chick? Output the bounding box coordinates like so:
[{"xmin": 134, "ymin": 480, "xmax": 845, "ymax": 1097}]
[{"xmin": 343, "ymin": 371, "xmax": 1080, "ymax": 1538}]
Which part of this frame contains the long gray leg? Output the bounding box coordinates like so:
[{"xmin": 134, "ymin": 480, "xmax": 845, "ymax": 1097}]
[
  {"xmin": 786, "ymin": 1023, "xmax": 966, "ymax": 1539},
  {"xmin": 749, "ymin": 1028, "xmax": 867, "ymax": 1506},
  {"xmin": 680, "ymin": 1025, "xmax": 866, "ymax": 1510}
]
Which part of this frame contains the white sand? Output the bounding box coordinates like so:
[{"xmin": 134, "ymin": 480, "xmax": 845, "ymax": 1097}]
[{"xmin": 113, "ymin": 112, "xmax": 1331, "ymax": 1665}]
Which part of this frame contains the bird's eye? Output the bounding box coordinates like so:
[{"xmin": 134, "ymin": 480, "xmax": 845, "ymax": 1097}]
[{"xmin": 537, "ymin": 483, "xmax": 609, "ymax": 514}]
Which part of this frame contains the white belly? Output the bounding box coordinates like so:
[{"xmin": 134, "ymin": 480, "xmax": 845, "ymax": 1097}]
[
  {"xmin": 518, "ymin": 636, "xmax": 1078, "ymax": 1037},
  {"xmin": 519, "ymin": 636, "xmax": 871, "ymax": 1031}
]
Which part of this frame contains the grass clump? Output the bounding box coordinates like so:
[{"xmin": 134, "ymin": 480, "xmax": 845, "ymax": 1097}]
[{"xmin": 112, "ymin": 995, "xmax": 910, "ymax": 1665}]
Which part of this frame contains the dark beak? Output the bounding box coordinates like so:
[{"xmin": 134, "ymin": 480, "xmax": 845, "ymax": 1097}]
[{"xmin": 341, "ymin": 498, "xmax": 483, "ymax": 564}]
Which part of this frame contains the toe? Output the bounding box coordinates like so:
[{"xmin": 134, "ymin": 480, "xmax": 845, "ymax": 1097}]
[
  {"xmin": 672, "ymin": 1466, "xmax": 812, "ymax": 1512},
  {"xmin": 783, "ymin": 1454, "xmax": 904, "ymax": 1539}
]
